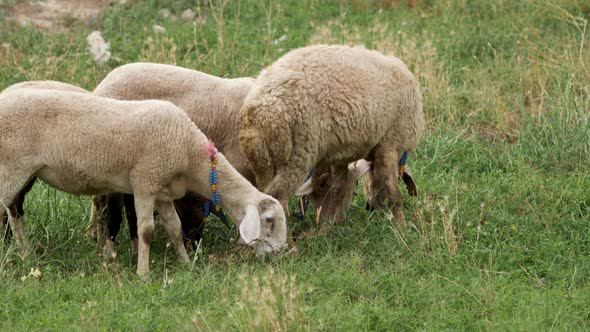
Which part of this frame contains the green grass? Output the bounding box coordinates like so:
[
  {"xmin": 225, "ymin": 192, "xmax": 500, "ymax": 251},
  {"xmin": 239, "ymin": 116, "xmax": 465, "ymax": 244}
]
[{"xmin": 1, "ymin": 0, "xmax": 590, "ymax": 330}]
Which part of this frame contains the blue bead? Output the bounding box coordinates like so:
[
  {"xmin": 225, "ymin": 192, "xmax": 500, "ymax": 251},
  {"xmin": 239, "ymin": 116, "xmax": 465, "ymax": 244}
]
[{"xmin": 399, "ymin": 151, "xmax": 408, "ymax": 165}]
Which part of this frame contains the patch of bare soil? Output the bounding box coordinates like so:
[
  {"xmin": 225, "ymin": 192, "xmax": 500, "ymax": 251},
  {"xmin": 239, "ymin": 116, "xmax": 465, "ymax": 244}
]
[{"xmin": 4, "ymin": 0, "xmax": 116, "ymax": 33}]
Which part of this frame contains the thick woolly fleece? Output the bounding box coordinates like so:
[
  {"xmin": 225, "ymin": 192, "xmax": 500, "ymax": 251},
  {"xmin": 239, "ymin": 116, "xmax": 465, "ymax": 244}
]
[
  {"xmin": 0, "ymin": 89, "xmax": 287, "ymax": 277},
  {"xmin": 240, "ymin": 45, "xmax": 424, "ymax": 220}
]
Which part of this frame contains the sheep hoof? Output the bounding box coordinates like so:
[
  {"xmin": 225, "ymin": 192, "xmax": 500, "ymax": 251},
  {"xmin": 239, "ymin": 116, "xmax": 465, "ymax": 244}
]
[
  {"xmin": 102, "ymin": 240, "xmax": 117, "ymax": 260},
  {"xmin": 136, "ymin": 271, "xmax": 150, "ymax": 282},
  {"xmin": 178, "ymin": 253, "xmax": 190, "ymax": 263}
]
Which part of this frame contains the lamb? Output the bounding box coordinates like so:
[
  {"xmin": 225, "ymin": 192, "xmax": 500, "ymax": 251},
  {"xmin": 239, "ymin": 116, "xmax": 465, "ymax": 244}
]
[
  {"xmin": 0, "ymin": 88, "xmax": 288, "ymax": 278},
  {"xmin": 239, "ymin": 45, "xmax": 424, "ymax": 222},
  {"xmin": 92, "ymin": 62, "xmax": 371, "ymax": 237},
  {"xmin": 91, "ymin": 63, "xmax": 256, "ymax": 252}
]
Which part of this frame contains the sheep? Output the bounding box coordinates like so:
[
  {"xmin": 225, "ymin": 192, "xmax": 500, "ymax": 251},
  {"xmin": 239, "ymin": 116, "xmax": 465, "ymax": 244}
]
[
  {"xmin": 92, "ymin": 62, "xmax": 372, "ymax": 240},
  {"xmin": 0, "ymin": 81, "xmax": 90, "ymax": 241},
  {"xmin": 239, "ymin": 45, "xmax": 424, "ymax": 222},
  {"xmin": 0, "ymin": 88, "xmax": 288, "ymax": 278},
  {"xmin": 0, "ymin": 79, "xmax": 253, "ymax": 256},
  {"xmin": 91, "ymin": 63, "xmax": 256, "ymax": 253}
]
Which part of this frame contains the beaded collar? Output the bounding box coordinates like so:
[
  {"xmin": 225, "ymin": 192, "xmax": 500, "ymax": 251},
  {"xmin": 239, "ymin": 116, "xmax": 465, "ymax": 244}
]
[{"xmin": 202, "ymin": 143, "xmax": 222, "ymax": 225}]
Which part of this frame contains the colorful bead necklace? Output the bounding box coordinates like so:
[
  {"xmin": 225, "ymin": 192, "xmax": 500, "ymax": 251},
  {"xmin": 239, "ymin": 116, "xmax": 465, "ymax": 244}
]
[{"xmin": 202, "ymin": 144, "xmax": 222, "ymax": 225}]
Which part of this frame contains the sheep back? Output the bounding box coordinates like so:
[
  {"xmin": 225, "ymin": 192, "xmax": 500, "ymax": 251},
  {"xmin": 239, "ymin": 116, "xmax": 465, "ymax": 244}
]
[
  {"xmin": 2, "ymin": 81, "xmax": 89, "ymax": 94},
  {"xmin": 0, "ymin": 89, "xmax": 202, "ymax": 196}
]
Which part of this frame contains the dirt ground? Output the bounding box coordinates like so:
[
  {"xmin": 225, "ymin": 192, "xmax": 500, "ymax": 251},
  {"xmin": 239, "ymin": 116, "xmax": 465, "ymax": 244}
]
[{"xmin": 3, "ymin": 0, "xmax": 118, "ymax": 33}]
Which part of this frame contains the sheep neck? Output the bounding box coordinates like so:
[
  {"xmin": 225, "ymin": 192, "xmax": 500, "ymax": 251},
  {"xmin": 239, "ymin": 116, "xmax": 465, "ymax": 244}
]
[{"xmin": 193, "ymin": 145, "xmax": 260, "ymax": 223}]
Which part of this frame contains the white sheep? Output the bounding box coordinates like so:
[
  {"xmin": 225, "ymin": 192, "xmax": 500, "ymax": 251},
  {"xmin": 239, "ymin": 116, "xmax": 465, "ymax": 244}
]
[
  {"xmin": 0, "ymin": 88, "xmax": 287, "ymax": 278},
  {"xmin": 239, "ymin": 45, "xmax": 424, "ymax": 221},
  {"xmin": 91, "ymin": 63, "xmax": 257, "ymax": 253}
]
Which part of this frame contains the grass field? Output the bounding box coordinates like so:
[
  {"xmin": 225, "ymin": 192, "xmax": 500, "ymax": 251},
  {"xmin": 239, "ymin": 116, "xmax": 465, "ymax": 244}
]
[{"xmin": 1, "ymin": 0, "xmax": 589, "ymax": 330}]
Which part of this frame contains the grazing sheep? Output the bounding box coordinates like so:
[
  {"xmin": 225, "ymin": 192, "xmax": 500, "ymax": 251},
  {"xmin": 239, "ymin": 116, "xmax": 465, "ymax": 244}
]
[
  {"xmin": 0, "ymin": 89, "xmax": 288, "ymax": 278},
  {"xmin": 239, "ymin": 45, "xmax": 424, "ymax": 221},
  {"xmin": 92, "ymin": 62, "xmax": 371, "ymax": 241},
  {"xmin": 91, "ymin": 63, "xmax": 256, "ymax": 252}
]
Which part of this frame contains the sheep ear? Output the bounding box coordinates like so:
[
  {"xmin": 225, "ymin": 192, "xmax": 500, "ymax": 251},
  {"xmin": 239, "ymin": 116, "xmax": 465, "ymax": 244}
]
[
  {"xmin": 239, "ymin": 205, "xmax": 261, "ymax": 244},
  {"xmin": 295, "ymin": 178, "xmax": 313, "ymax": 196},
  {"xmin": 348, "ymin": 160, "xmax": 372, "ymax": 179}
]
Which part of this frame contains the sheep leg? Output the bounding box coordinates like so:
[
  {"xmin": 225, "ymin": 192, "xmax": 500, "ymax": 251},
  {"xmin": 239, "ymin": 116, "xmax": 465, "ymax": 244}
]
[
  {"xmin": 122, "ymin": 194, "xmax": 138, "ymax": 254},
  {"xmin": 7, "ymin": 207, "xmax": 29, "ymax": 255},
  {"xmin": 133, "ymin": 194, "xmax": 156, "ymax": 279},
  {"xmin": 102, "ymin": 193, "xmax": 124, "ymax": 258},
  {"xmin": 329, "ymin": 165, "xmax": 355, "ymax": 224},
  {"xmin": 370, "ymin": 147, "xmax": 405, "ymax": 223},
  {"xmin": 1, "ymin": 182, "xmax": 31, "ymax": 241},
  {"xmin": 88, "ymin": 195, "xmax": 106, "ymax": 242},
  {"xmin": 1, "ymin": 209, "xmax": 9, "ymax": 240},
  {"xmin": 174, "ymin": 194, "xmax": 205, "ymax": 248},
  {"xmin": 155, "ymin": 200, "xmax": 190, "ymax": 264},
  {"xmin": 362, "ymin": 169, "xmax": 376, "ymax": 211},
  {"xmin": 0, "ymin": 176, "xmax": 36, "ymax": 255}
]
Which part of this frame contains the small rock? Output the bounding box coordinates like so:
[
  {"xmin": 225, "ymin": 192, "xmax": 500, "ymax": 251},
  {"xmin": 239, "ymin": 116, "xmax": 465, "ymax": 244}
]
[
  {"xmin": 87, "ymin": 31, "xmax": 111, "ymax": 65},
  {"xmin": 182, "ymin": 9, "xmax": 196, "ymax": 21}
]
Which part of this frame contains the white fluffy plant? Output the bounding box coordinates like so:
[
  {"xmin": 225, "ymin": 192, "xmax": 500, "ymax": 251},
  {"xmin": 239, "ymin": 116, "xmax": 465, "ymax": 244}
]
[{"xmin": 87, "ymin": 31, "xmax": 111, "ymax": 65}]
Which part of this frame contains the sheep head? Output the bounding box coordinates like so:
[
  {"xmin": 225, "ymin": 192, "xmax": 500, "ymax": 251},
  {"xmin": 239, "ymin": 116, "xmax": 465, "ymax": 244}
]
[
  {"xmin": 238, "ymin": 127, "xmax": 274, "ymax": 191},
  {"xmin": 239, "ymin": 99, "xmax": 293, "ymax": 193},
  {"xmin": 296, "ymin": 160, "xmax": 372, "ymax": 224},
  {"xmin": 238, "ymin": 197, "xmax": 287, "ymax": 254}
]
